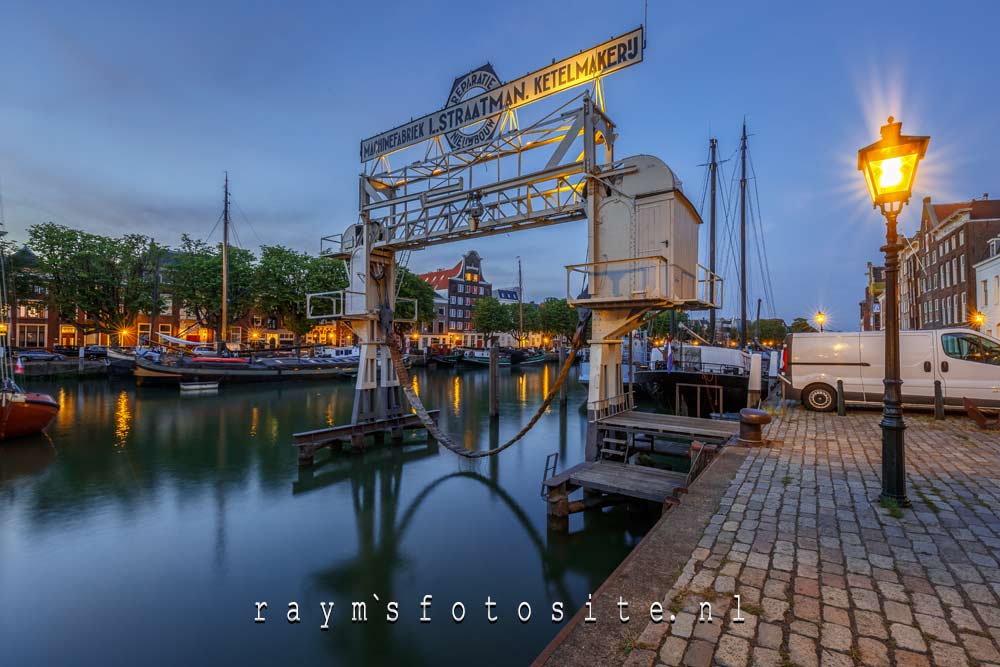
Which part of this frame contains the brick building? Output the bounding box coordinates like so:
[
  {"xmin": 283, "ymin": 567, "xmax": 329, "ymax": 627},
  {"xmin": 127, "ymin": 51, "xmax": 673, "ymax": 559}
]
[
  {"xmin": 914, "ymin": 195, "xmax": 1000, "ymax": 329},
  {"xmin": 418, "ymin": 250, "xmax": 492, "ymax": 348},
  {"xmin": 859, "ymin": 262, "xmax": 885, "ymax": 331}
]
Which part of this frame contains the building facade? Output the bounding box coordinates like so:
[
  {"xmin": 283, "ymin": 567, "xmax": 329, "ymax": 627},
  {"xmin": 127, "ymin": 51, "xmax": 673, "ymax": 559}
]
[
  {"xmin": 859, "ymin": 262, "xmax": 885, "ymax": 331},
  {"xmin": 973, "ymin": 237, "xmax": 1000, "ymax": 338},
  {"xmin": 418, "ymin": 250, "xmax": 492, "ymax": 348},
  {"xmin": 914, "ymin": 196, "xmax": 1000, "ymax": 329}
]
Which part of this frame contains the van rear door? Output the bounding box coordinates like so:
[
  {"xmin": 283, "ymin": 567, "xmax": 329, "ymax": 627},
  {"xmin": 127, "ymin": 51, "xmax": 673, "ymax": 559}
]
[{"xmin": 938, "ymin": 331, "xmax": 1000, "ymax": 407}]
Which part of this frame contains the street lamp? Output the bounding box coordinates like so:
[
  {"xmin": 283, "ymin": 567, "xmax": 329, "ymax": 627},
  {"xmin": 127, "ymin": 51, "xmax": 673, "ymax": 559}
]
[
  {"xmin": 972, "ymin": 311, "xmax": 986, "ymax": 330},
  {"xmin": 858, "ymin": 116, "xmax": 930, "ymax": 508},
  {"xmin": 815, "ymin": 311, "xmax": 826, "ymax": 333}
]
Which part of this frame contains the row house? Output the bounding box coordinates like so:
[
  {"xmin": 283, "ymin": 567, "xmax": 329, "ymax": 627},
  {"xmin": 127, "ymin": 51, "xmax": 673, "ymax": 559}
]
[
  {"xmin": 913, "ymin": 195, "xmax": 1000, "ymax": 329},
  {"xmin": 974, "ymin": 237, "xmax": 1000, "ymax": 337},
  {"xmin": 418, "ymin": 250, "xmax": 492, "ymax": 349},
  {"xmin": 859, "ymin": 262, "xmax": 885, "ymax": 331}
]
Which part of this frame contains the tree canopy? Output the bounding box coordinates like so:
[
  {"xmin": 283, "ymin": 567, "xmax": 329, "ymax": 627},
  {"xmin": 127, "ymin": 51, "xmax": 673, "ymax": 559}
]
[
  {"xmin": 256, "ymin": 245, "xmax": 347, "ymax": 343},
  {"xmin": 538, "ymin": 298, "xmax": 578, "ymax": 339},
  {"xmin": 25, "ymin": 222, "xmax": 164, "ymax": 336},
  {"xmin": 395, "ymin": 267, "xmax": 436, "ymax": 327},
  {"xmin": 753, "ymin": 318, "xmax": 788, "ymax": 342},
  {"xmin": 166, "ymin": 235, "xmax": 257, "ymax": 336},
  {"xmin": 789, "ymin": 317, "xmax": 818, "ymax": 333},
  {"xmin": 471, "ymin": 296, "xmax": 511, "ymax": 341}
]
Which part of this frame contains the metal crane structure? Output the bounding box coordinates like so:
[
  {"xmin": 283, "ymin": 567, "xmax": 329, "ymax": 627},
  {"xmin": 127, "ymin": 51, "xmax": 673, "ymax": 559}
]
[{"xmin": 307, "ymin": 27, "xmax": 721, "ymax": 458}]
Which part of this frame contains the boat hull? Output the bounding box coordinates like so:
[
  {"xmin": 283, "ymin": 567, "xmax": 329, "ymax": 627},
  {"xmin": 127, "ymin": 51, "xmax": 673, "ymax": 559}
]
[
  {"xmin": 134, "ymin": 356, "xmax": 355, "ymax": 385},
  {"xmin": 0, "ymin": 393, "xmax": 59, "ymax": 440},
  {"xmin": 634, "ymin": 369, "xmax": 772, "ymax": 418}
]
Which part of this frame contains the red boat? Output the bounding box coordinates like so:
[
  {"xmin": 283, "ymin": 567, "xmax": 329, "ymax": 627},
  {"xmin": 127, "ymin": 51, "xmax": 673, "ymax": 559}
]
[{"xmin": 0, "ymin": 390, "xmax": 60, "ymax": 440}]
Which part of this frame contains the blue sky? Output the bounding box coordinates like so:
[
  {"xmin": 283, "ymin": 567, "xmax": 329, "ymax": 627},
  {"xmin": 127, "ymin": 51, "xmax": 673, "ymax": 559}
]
[{"xmin": 1, "ymin": 0, "xmax": 997, "ymax": 327}]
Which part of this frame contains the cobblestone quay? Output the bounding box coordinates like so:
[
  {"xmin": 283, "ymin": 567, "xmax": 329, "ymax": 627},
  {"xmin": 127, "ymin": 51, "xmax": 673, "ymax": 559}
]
[{"xmin": 542, "ymin": 408, "xmax": 1000, "ymax": 667}]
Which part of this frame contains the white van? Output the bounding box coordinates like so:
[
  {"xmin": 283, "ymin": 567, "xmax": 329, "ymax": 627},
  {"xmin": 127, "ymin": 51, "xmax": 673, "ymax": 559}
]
[{"xmin": 781, "ymin": 328, "xmax": 1000, "ymax": 411}]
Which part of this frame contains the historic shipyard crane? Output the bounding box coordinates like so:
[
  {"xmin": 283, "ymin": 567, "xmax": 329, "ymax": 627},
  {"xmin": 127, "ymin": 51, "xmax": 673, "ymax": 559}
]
[{"xmin": 304, "ymin": 27, "xmax": 722, "ymax": 466}]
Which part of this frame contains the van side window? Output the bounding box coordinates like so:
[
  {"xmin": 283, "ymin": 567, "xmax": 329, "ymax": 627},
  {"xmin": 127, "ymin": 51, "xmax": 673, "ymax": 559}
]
[{"xmin": 942, "ymin": 333, "xmax": 1000, "ymax": 366}]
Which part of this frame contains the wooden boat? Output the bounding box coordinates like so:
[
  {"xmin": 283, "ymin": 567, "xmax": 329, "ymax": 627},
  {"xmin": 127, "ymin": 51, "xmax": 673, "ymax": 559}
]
[
  {"xmin": 512, "ymin": 353, "xmax": 547, "ymax": 366},
  {"xmin": 429, "ymin": 352, "xmax": 463, "ymax": 366},
  {"xmin": 134, "ymin": 353, "xmax": 356, "ymax": 385},
  {"xmin": 0, "ymin": 390, "xmax": 59, "ymax": 440},
  {"xmin": 459, "ymin": 349, "xmax": 512, "ymax": 367}
]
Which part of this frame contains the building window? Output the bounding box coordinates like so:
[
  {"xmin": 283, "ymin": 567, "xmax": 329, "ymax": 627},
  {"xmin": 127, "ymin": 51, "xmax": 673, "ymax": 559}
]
[
  {"xmin": 945, "ymin": 296, "xmax": 951, "ymax": 324},
  {"xmin": 17, "ymin": 323, "xmax": 46, "ymax": 348},
  {"xmin": 17, "ymin": 304, "xmax": 47, "ymax": 319},
  {"xmin": 158, "ymin": 323, "xmax": 172, "ymax": 336},
  {"xmin": 962, "ymin": 292, "xmax": 967, "ymax": 318},
  {"xmin": 959, "ymin": 230, "xmax": 965, "ymax": 245},
  {"xmin": 961, "ymin": 256, "xmax": 966, "ymax": 282},
  {"xmin": 984, "ymin": 280, "xmax": 990, "ymax": 308},
  {"xmin": 230, "ymin": 326, "xmax": 242, "ymax": 344}
]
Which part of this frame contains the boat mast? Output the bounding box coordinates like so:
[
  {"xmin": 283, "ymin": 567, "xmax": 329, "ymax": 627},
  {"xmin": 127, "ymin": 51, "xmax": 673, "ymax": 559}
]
[
  {"xmin": 221, "ymin": 172, "xmax": 230, "ymax": 350},
  {"xmin": 708, "ymin": 137, "xmax": 718, "ymax": 345},
  {"xmin": 739, "ymin": 121, "xmax": 748, "ymax": 348},
  {"xmin": 517, "ymin": 256, "xmax": 524, "ymax": 348}
]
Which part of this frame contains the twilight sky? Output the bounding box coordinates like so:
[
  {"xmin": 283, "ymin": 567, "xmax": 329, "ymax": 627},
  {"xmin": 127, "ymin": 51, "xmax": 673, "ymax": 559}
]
[{"xmin": 1, "ymin": 0, "xmax": 997, "ymax": 328}]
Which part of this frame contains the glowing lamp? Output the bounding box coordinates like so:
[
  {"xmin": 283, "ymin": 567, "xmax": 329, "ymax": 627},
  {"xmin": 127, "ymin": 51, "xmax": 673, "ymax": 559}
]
[
  {"xmin": 857, "ymin": 117, "xmax": 929, "ymax": 214},
  {"xmin": 0, "ymin": 322, "xmax": 8, "ymax": 335},
  {"xmin": 411, "ymin": 331, "xmax": 420, "ymax": 341},
  {"xmin": 972, "ymin": 311, "xmax": 986, "ymax": 329}
]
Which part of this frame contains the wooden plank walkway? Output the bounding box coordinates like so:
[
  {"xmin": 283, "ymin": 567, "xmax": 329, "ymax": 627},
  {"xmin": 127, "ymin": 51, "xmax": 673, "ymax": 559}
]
[
  {"xmin": 544, "ymin": 460, "xmax": 688, "ymax": 504},
  {"xmin": 598, "ymin": 410, "xmax": 738, "ymax": 442}
]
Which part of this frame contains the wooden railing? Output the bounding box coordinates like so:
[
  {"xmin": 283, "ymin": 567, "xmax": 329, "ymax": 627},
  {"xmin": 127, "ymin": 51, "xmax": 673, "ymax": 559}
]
[{"xmin": 588, "ymin": 391, "xmax": 634, "ymax": 422}]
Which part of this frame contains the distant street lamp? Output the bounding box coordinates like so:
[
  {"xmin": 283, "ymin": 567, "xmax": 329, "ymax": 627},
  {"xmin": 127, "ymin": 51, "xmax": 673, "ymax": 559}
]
[
  {"xmin": 972, "ymin": 311, "xmax": 986, "ymax": 330},
  {"xmin": 815, "ymin": 311, "xmax": 827, "ymax": 333},
  {"xmin": 858, "ymin": 116, "xmax": 930, "ymax": 508}
]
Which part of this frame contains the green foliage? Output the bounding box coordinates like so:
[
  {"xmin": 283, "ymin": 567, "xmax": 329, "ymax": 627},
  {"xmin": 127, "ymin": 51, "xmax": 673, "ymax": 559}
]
[
  {"xmin": 25, "ymin": 222, "xmax": 164, "ymax": 335},
  {"xmin": 538, "ymin": 297, "xmax": 578, "ymax": 339},
  {"xmin": 754, "ymin": 318, "xmax": 788, "ymax": 342},
  {"xmin": 256, "ymin": 245, "xmax": 347, "ymax": 341},
  {"xmin": 505, "ymin": 301, "xmax": 541, "ymax": 339},
  {"xmin": 166, "ymin": 235, "xmax": 257, "ymax": 334},
  {"xmin": 395, "ymin": 267, "xmax": 436, "ymax": 327},
  {"xmin": 789, "ymin": 317, "xmax": 818, "ymax": 333},
  {"xmin": 471, "ymin": 296, "xmax": 512, "ymax": 340},
  {"xmin": 647, "ymin": 309, "xmax": 689, "ymax": 339}
]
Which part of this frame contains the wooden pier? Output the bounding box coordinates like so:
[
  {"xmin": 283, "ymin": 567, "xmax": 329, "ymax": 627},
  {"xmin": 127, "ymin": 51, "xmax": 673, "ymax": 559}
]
[
  {"xmin": 293, "ymin": 410, "xmax": 440, "ymax": 466},
  {"xmin": 597, "ymin": 410, "xmax": 739, "ymax": 442}
]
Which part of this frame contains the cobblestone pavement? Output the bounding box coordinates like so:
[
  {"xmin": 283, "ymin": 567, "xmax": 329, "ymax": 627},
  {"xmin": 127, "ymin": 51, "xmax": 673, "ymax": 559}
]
[{"xmin": 624, "ymin": 409, "xmax": 1000, "ymax": 667}]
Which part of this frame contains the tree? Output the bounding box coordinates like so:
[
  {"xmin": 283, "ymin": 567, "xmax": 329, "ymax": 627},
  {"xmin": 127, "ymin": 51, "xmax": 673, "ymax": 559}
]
[
  {"xmin": 256, "ymin": 246, "xmax": 348, "ymax": 346},
  {"xmin": 471, "ymin": 297, "xmax": 511, "ymax": 342},
  {"xmin": 538, "ymin": 297, "xmax": 578, "ymax": 339},
  {"xmin": 647, "ymin": 309, "xmax": 689, "ymax": 339},
  {"xmin": 790, "ymin": 317, "xmax": 817, "ymax": 333},
  {"xmin": 25, "ymin": 223, "xmax": 163, "ymax": 338},
  {"xmin": 395, "ymin": 267, "xmax": 436, "ymax": 328},
  {"xmin": 166, "ymin": 235, "xmax": 257, "ymax": 338},
  {"xmin": 505, "ymin": 301, "xmax": 541, "ymax": 341},
  {"xmin": 754, "ymin": 318, "xmax": 788, "ymax": 343}
]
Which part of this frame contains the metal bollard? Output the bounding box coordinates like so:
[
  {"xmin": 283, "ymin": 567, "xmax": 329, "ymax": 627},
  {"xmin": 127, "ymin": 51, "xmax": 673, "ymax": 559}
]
[
  {"xmin": 739, "ymin": 408, "xmax": 772, "ymax": 446},
  {"xmin": 934, "ymin": 380, "xmax": 945, "ymax": 420},
  {"xmin": 836, "ymin": 379, "xmax": 846, "ymax": 416}
]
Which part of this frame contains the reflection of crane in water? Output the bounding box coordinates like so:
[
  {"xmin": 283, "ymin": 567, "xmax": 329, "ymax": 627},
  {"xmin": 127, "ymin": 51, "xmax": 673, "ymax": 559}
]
[{"xmin": 297, "ymin": 442, "xmax": 641, "ymax": 664}]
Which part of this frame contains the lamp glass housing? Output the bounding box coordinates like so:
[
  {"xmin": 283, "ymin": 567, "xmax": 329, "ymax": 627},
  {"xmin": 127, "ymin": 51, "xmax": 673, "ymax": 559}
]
[{"xmin": 858, "ymin": 117, "xmax": 929, "ymax": 209}]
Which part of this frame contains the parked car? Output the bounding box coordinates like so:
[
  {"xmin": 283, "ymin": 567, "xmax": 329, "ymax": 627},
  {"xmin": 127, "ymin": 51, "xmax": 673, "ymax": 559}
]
[
  {"xmin": 191, "ymin": 346, "xmax": 219, "ymax": 356},
  {"xmin": 15, "ymin": 349, "xmax": 66, "ymax": 362},
  {"xmin": 84, "ymin": 345, "xmax": 108, "ymax": 359},
  {"xmin": 54, "ymin": 345, "xmax": 80, "ymax": 356},
  {"xmin": 781, "ymin": 328, "xmax": 1000, "ymax": 411}
]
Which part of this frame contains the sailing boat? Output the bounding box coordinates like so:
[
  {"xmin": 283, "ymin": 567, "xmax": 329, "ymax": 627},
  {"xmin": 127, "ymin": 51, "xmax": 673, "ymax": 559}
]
[
  {"xmin": 509, "ymin": 257, "xmax": 546, "ymax": 366},
  {"xmin": 0, "ymin": 218, "xmax": 59, "ymax": 440},
  {"xmin": 633, "ymin": 126, "xmax": 777, "ymax": 417},
  {"xmin": 133, "ymin": 175, "xmax": 358, "ymax": 385}
]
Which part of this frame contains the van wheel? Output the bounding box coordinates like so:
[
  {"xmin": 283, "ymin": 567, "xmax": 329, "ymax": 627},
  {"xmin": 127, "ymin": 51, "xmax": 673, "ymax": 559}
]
[{"xmin": 802, "ymin": 383, "xmax": 837, "ymax": 412}]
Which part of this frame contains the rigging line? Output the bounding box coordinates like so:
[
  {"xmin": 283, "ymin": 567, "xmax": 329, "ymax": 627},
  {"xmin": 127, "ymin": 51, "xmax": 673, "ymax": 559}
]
[
  {"xmin": 205, "ymin": 210, "xmax": 224, "ymax": 244},
  {"xmin": 747, "ymin": 150, "xmax": 777, "ymax": 315},
  {"xmin": 232, "ymin": 199, "xmax": 265, "ymax": 248}
]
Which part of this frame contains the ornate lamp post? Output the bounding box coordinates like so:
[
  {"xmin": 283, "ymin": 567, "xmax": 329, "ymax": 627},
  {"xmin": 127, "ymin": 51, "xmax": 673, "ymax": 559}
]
[
  {"xmin": 972, "ymin": 311, "xmax": 986, "ymax": 331},
  {"xmin": 858, "ymin": 116, "xmax": 930, "ymax": 507},
  {"xmin": 815, "ymin": 311, "xmax": 826, "ymax": 333}
]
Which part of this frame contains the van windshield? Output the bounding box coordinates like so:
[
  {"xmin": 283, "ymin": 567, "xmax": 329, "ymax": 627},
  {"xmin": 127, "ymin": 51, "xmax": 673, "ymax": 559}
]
[{"xmin": 941, "ymin": 333, "xmax": 1000, "ymax": 366}]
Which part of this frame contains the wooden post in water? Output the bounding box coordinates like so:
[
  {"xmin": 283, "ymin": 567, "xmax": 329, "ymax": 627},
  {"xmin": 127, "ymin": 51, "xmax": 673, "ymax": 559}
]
[
  {"xmin": 489, "ymin": 338, "xmax": 499, "ymax": 419},
  {"xmin": 558, "ymin": 340, "xmax": 567, "ymax": 407}
]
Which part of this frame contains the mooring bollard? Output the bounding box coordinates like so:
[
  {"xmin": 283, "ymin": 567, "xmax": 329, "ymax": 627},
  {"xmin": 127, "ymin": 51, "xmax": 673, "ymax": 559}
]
[
  {"xmin": 934, "ymin": 380, "xmax": 945, "ymax": 420},
  {"xmin": 836, "ymin": 379, "xmax": 846, "ymax": 416},
  {"xmin": 739, "ymin": 407, "xmax": 772, "ymax": 446}
]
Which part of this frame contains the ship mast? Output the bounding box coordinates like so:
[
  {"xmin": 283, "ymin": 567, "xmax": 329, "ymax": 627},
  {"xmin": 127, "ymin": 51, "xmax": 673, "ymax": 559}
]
[
  {"xmin": 708, "ymin": 137, "xmax": 718, "ymax": 345},
  {"xmin": 739, "ymin": 121, "xmax": 748, "ymax": 348},
  {"xmin": 517, "ymin": 256, "xmax": 524, "ymax": 348},
  {"xmin": 220, "ymin": 172, "xmax": 230, "ymax": 350}
]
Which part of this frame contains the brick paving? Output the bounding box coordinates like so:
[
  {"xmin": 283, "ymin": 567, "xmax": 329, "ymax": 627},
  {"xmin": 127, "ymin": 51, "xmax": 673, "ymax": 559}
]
[{"xmin": 624, "ymin": 409, "xmax": 1000, "ymax": 667}]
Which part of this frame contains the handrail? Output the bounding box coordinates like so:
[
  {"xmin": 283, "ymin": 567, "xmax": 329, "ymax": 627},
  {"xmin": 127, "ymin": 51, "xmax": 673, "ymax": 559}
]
[{"xmin": 588, "ymin": 391, "xmax": 634, "ymax": 422}]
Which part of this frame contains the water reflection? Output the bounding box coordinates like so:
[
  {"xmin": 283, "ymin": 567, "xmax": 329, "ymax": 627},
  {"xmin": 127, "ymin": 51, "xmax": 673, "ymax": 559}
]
[{"xmin": 1, "ymin": 366, "xmax": 651, "ymax": 666}]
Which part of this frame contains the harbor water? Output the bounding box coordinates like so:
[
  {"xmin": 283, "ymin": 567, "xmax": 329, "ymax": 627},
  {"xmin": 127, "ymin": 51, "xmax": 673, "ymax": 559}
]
[{"xmin": 0, "ymin": 365, "xmax": 657, "ymax": 665}]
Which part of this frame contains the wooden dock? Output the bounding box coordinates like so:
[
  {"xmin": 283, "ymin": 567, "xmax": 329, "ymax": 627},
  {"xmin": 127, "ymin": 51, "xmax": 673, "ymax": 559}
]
[
  {"xmin": 544, "ymin": 460, "xmax": 689, "ymax": 504},
  {"xmin": 597, "ymin": 410, "xmax": 739, "ymax": 442},
  {"xmin": 292, "ymin": 410, "xmax": 440, "ymax": 466}
]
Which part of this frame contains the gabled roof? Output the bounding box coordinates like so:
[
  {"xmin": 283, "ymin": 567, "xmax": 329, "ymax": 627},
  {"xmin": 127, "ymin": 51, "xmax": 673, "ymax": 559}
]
[
  {"xmin": 418, "ymin": 259, "xmax": 463, "ymax": 291},
  {"xmin": 932, "ymin": 202, "xmax": 969, "ymax": 224}
]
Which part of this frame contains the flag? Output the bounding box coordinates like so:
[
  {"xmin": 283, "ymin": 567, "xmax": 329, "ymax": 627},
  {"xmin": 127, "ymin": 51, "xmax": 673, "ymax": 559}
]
[{"xmin": 14, "ymin": 356, "xmax": 24, "ymax": 374}]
